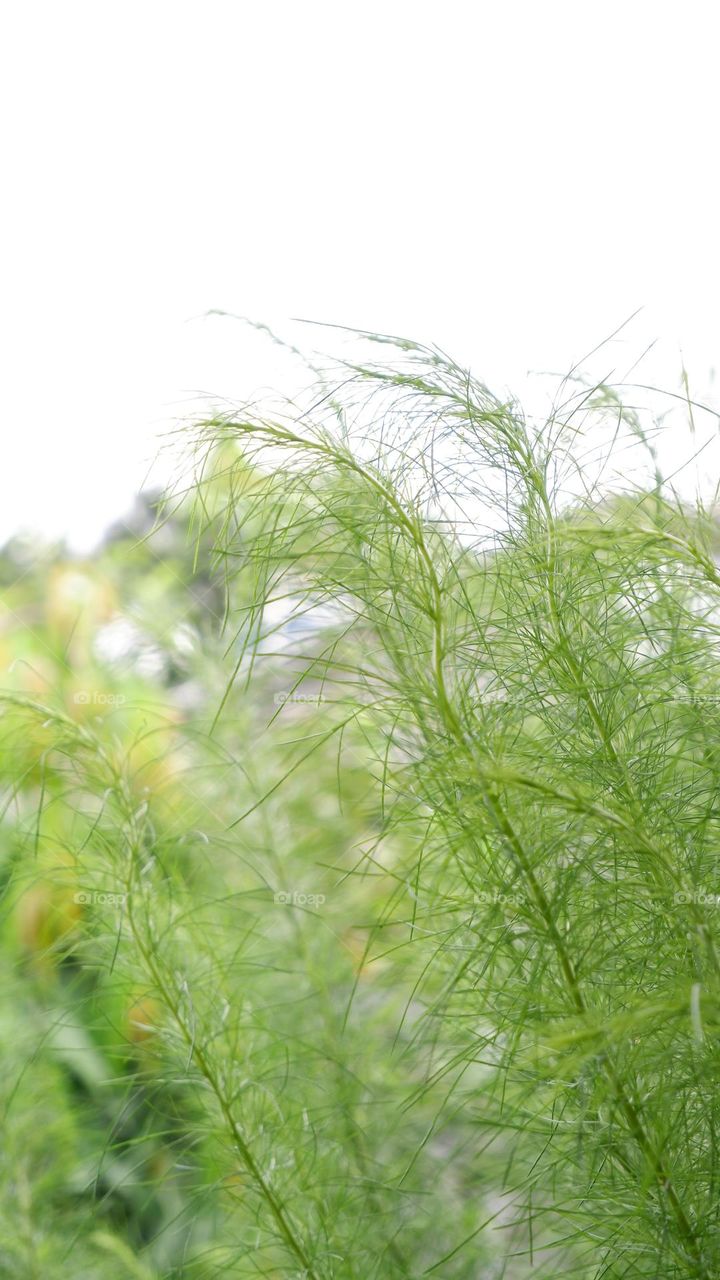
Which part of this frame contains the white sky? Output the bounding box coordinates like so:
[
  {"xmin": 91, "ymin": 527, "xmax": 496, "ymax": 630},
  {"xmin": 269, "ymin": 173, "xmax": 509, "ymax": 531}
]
[{"xmin": 1, "ymin": 1, "xmax": 719, "ymax": 549}]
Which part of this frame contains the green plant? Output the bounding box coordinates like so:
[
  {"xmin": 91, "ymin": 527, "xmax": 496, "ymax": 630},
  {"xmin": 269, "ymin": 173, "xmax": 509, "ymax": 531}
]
[{"xmin": 3, "ymin": 334, "xmax": 720, "ymax": 1277}]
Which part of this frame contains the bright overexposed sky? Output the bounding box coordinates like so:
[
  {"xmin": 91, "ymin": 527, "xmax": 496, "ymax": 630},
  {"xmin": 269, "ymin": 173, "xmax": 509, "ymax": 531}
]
[{"xmin": 1, "ymin": 2, "xmax": 719, "ymax": 548}]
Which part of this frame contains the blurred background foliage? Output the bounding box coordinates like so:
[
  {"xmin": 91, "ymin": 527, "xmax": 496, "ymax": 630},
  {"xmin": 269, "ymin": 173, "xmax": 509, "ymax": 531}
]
[{"xmin": 0, "ymin": 463, "xmax": 491, "ymax": 1278}]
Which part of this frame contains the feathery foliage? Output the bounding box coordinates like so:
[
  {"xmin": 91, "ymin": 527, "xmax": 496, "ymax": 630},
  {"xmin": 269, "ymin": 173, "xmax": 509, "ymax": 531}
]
[{"xmin": 3, "ymin": 333, "xmax": 720, "ymax": 1277}]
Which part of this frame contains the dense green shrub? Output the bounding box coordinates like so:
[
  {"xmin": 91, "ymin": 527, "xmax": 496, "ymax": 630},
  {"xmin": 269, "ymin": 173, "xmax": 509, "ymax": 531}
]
[{"xmin": 2, "ymin": 336, "xmax": 720, "ymax": 1276}]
